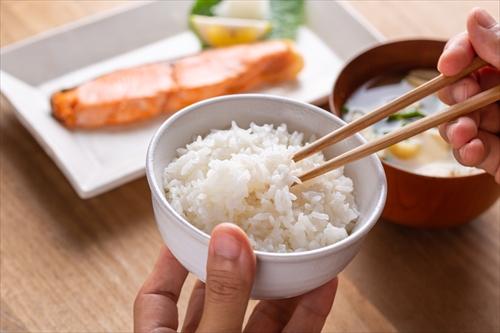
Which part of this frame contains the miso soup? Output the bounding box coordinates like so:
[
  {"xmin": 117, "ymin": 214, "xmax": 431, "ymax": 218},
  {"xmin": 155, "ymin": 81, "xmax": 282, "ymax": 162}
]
[{"xmin": 342, "ymin": 69, "xmax": 481, "ymax": 177}]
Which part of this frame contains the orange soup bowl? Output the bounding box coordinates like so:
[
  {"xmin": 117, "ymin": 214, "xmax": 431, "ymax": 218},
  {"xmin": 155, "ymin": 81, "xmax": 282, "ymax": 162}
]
[{"xmin": 331, "ymin": 39, "xmax": 499, "ymax": 228}]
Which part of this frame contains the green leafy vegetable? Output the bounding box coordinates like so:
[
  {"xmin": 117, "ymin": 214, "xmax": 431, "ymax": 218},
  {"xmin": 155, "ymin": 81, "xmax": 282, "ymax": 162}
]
[
  {"xmin": 341, "ymin": 105, "xmax": 349, "ymax": 116},
  {"xmin": 401, "ymin": 119, "xmax": 415, "ymax": 126},
  {"xmin": 190, "ymin": 0, "xmax": 305, "ymax": 41},
  {"xmin": 190, "ymin": 0, "xmax": 222, "ymax": 16},
  {"xmin": 387, "ymin": 108, "xmax": 425, "ymax": 122},
  {"xmin": 269, "ymin": 0, "xmax": 305, "ymax": 39}
]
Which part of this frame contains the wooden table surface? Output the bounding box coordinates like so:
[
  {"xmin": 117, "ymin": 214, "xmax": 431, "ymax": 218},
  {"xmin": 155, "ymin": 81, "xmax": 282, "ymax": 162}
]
[{"xmin": 1, "ymin": 1, "xmax": 499, "ymax": 332}]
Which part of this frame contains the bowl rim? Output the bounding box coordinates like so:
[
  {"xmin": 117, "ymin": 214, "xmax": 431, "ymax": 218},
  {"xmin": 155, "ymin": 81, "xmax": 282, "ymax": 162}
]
[
  {"xmin": 146, "ymin": 94, "xmax": 387, "ymax": 262},
  {"xmin": 329, "ymin": 38, "xmax": 487, "ymax": 180}
]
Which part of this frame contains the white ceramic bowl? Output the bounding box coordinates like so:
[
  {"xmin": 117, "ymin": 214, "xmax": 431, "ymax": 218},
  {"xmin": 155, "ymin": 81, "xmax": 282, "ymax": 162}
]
[{"xmin": 146, "ymin": 94, "xmax": 387, "ymax": 299}]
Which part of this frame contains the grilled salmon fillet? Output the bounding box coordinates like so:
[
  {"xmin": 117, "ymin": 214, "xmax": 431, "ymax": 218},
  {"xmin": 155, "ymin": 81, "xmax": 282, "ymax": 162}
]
[{"xmin": 51, "ymin": 40, "xmax": 304, "ymax": 129}]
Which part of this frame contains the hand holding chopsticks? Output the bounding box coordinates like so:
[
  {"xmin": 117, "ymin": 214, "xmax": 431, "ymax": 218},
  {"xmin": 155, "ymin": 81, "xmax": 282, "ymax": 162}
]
[{"xmin": 293, "ymin": 57, "xmax": 499, "ymax": 185}]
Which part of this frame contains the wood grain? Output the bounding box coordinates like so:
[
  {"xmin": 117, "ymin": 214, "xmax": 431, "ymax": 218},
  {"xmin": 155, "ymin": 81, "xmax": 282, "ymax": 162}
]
[
  {"xmin": 1, "ymin": 1, "xmax": 499, "ymax": 332},
  {"xmin": 348, "ymin": 0, "xmax": 500, "ymax": 39},
  {"xmin": 0, "ymin": 0, "xmax": 128, "ymax": 46}
]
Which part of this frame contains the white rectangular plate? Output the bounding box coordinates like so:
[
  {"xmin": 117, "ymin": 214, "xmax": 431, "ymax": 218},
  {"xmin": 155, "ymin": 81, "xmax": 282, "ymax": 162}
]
[{"xmin": 0, "ymin": 0, "xmax": 382, "ymax": 198}]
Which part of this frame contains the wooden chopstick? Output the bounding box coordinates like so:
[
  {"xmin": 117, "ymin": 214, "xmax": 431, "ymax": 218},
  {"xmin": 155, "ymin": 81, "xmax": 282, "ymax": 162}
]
[
  {"xmin": 293, "ymin": 57, "xmax": 488, "ymax": 162},
  {"xmin": 296, "ymin": 85, "xmax": 500, "ymax": 184}
]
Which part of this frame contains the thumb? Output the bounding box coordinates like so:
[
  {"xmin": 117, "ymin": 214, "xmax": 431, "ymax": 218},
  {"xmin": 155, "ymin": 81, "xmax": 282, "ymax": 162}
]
[
  {"xmin": 197, "ymin": 223, "xmax": 256, "ymax": 332},
  {"xmin": 467, "ymin": 8, "xmax": 500, "ymax": 69}
]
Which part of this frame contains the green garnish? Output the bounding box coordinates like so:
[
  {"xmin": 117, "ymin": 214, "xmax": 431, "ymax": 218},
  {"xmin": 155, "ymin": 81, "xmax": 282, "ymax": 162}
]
[
  {"xmin": 401, "ymin": 119, "xmax": 414, "ymax": 126},
  {"xmin": 268, "ymin": 0, "xmax": 305, "ymax": 39},
  {"xmin": 341, "ymin": 105, "xmax": 349, "ymax": 116},
  {"xmin": 387, "ymin": 107, "xmax": 425, "ymax": 122},
  {"xmin": 190, "ymin": 0, "xmax": 305, "ymax": 43},
  {"xmin": 190, "ymin": 0, "xmax": 222, "ymax": 16}
]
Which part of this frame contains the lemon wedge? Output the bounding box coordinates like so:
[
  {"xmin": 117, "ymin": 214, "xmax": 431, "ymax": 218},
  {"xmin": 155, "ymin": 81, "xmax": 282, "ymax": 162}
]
[
  {"xmin": 191, "ymin": 15, "xmax": 271, "ymax": 47},
  {"xmin": 389, "ymin": 139, "xmax": 421, "ymax": 159}
]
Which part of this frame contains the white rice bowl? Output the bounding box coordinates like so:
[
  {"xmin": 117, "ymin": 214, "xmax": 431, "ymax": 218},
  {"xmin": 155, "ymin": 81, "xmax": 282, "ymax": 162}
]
[{"xmin": 163, "ymin": 122, "xmax": 358, "ymax": 253}]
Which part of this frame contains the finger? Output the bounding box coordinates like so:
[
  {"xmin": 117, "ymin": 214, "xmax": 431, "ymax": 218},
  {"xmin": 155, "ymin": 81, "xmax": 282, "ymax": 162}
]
[
  {"xmin": 455, "ymin": 131, "xmax": 500, "ymax": 182},
  {"xmin": 197, "ymin": 223, "xmax": 256, "ymax": 333},
  {"xmin": 438, "ymin": 76, "xmax": 478, "ymax": 141},
  {"xmin": 477, "ymin": 66, "xmax": 500, "ymax": 90},
  {"xmin": 438, "ymin": 76, "xmax": 480, "ymax": 105},
  {"xmin": 244, "ymin": 298, "xmax": 300, "ymax": 333},
  {"xmin": 437, "ymin": 32, "xmax": 475, "ymax": 76},
  {"xmin": 467, "ymin": 8, "xmax": 500, "ymax": 69},
  {"xmin": 182, "ymin": 280, "xmax": 206, "ymax": 333},
  {"xmin": 444, "ymin": 114, "xmax": 480, "ymax": 149},
  {"xmin": 438, "ymin": 123, "xmax": 450, "ymax": 143},
  {"xmin": 453, "ymin": 137, "xmax": 484, "ymax": 167},
  {"xmin": 134, "ymin": 246, "xmax": 188, "ymax": 333},
  {"xmin": 475, "ymin": 67, "xmax": 500, "ymax": 133},
  {"xmin": 439, "ymin": 67, "xmax": 499, "ymax": 140},
  {"xmin": 478, "ymin": 103, "xmax": 500, "ymax": 133},
  {"xmin": 437, "ymin": 77, "xmax": 479, "ymax": 144},
  {"xmin": 283, "ymin": 278, "xmax": 339, "ymax": 333}
]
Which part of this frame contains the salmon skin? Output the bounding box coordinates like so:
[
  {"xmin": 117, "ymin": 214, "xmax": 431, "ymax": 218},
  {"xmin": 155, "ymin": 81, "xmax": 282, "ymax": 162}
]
[{"xmin": 51, "ymin": 40, "xmax": 304, "ymax": 129}]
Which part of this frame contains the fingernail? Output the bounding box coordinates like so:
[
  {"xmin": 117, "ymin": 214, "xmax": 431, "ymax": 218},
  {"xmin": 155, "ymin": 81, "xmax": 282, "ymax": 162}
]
[
  {"xmin": 475, "ymin": 8, "xmax": 497, "ymax": 29},
  {"xmin": 452, "ymin": 84, "xmax": 467, "ymax": 102},
  {"xmin": 213, "ymin": 232, "xmax": 241, "ymax": 260}
]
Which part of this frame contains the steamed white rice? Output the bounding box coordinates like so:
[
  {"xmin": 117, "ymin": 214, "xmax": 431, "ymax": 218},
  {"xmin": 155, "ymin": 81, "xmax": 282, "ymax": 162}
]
[{"xmin": 163, "ymin": 122, "xmax": 358, "ymax": 253}]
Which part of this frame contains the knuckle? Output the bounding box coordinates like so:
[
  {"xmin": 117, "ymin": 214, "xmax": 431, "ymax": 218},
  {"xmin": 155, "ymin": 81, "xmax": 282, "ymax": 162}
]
[
  {"xmin": 206, "ymin": 268, "xmax": 245, "ymax": 303},
  {"xmin": 438, "ymin": 88, "xmax": 454, "ymax": 105}
]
